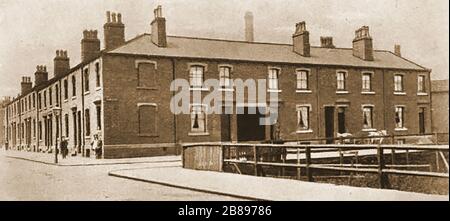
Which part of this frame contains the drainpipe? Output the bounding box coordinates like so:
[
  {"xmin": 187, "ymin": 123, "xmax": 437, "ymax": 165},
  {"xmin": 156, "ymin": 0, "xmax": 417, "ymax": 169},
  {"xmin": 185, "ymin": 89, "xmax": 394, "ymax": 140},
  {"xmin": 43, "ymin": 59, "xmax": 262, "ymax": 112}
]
[
  {"xmin": 382, "ymin": 69, "xmax": 386, "ymax": 131},
  {"xmin": 171, "ymin": 58, "xmax": 178, "ymax": 154}
]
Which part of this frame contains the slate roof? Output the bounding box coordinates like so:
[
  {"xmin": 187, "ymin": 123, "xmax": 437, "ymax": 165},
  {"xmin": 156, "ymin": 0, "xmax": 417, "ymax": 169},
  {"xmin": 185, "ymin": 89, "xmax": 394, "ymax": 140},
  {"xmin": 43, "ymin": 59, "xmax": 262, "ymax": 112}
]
[
  {"xmin": 431, "ymin": 80, "xmax": 449, "ymax": 92},
  {"xmin": 109, "ymin": 34, "xmax": 428, "ymax": 71}
]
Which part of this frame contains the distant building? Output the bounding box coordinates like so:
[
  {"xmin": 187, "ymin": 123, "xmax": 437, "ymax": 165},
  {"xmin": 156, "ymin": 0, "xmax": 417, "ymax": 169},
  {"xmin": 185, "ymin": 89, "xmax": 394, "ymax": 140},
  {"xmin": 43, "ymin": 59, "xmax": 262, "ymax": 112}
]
[
  {"xmin": 3, "ymin": 6, "xmax": 433, "ymax": 158},
  {"xmin": 0, "ymin": 96, "xmax": 11, "ymax": 149},
  {"xmin": 431, "ymin": 80, "xmax": 449, "ymax": 143}
]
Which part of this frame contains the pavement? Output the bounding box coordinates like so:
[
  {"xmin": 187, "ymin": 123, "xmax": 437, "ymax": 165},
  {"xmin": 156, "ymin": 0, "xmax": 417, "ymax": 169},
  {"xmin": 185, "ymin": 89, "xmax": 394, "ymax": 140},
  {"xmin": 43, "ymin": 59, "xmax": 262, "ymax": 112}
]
[
  {"xmin": 2, "ymin": 149, "xmax": 180, "ymax": 166},
  {"xmin": 109, "ymin": 166, "xmax": 449, "ymax": 201},
  {"xmin": 3, "ymin": 149, "xmax": 448, "ymax": 201}
]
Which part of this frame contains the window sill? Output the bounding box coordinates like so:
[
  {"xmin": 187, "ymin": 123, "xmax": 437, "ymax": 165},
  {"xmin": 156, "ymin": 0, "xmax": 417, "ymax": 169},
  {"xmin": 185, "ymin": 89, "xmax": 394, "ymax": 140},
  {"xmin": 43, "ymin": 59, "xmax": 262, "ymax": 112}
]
[
  {"xmin": 361, "ymin": 91, "xmax": 376, "ymax": 95},
  {"xmin": 394, "ymin": 92, "xmax": 406, "ymax": 96},
  {"xmin": 362, "ymin": 128, "xmax": 377, "ymax": 132},
  {"xmin": 84, "ymin": 91, "xmax": 90, "ymax": 96},
  {"xmin": 64, "ymin": 99, "xmax": 68, "ymax": 103},
  {"xmin": 336, "ymin": 91, "xmax": 349, "ymax": 94},
  {"xmin": 267, "ymin": 89, "xmax": 282, "ymax": 93},
  {"xmin": 188, "ymin": 132, "xmax": 210, "ymax": 136},
  {"xmin": 417, "ymin": 92, "xmax": 428, "ymax": 96},
  {"xmin": 296, "ymin": 90, "xmax": 312, "ymax": 94},
  {"xmin": 395, "ymin": 128, "xmax": 408, "ymax": 131},
  {"xmin": 296, "ymin": 129, "xmax": 313, "ymax": 134},
  {"xmin": 190, "ymin": 87, "xmax": 209, "ymax": 91},
  {"xmin": 95, "ymin": 87, "xmax": 102, "ymax": 91},
  {"xmin": 137, "ymin": 86, "xmax": 158, "ymax": 90},
  {"xmin": 138, "ymin": 134, "xmax": 159, "ymax": 137},
  {"xmin": 72, "ymin": 96, "xmax": 77, "ymax": 100},
  {"xmin": 218, "ymin": 88, "xmax": 234, "ymax": 92}
]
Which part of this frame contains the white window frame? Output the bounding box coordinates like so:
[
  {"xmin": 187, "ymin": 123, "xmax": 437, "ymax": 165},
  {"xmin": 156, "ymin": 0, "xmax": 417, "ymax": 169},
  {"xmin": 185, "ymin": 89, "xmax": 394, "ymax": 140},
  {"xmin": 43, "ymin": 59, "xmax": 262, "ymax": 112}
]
[
  {"xmin": 394, "ymin": 74, "xmax": 406, "ymax": 95},
  {"xmin": 267, "ymin": 67, "xmax": 282, "ymax": 92},
  {"xmin": 417, "ymin": 74, "xmax": 427, "ymax": 95},
  {"xmin": 296, "ymin": 104, "xmax": 313, "ymax": 133},
  {"xmin": 296, "ymin": 68, "xmax": 311, "ymax": 93},
  {"xmin": 336, "ymin": 70, "xmax": 348, "ymax": 93},
  {"xmin": 395, "ymin": 105, "xmax": 407, "ymax": 131},
  {"xmin": 361, "ymin": 71, "xmax": 375, "ymax": 94},
  {"xmin": 188, "ymin": 63, "xmax": 208, "ymax": 91},
  {"xmin": 188, "ymin": 104, "xmax": 209, "ymax": 136},
  {"xmin": 361, "ymin": 105, "xmax": 376, "ymax": 131},
  {"xmin": 218, "ymin": 65, "xmax": 233, "ymax": 90}
]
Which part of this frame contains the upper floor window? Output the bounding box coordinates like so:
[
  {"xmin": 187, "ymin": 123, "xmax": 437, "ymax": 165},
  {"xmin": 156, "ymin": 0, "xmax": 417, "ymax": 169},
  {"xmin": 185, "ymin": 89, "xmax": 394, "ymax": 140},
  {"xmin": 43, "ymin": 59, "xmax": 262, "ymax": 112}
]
[
  {"xmin": 395, "ymin": 106, "xmax": 405, "ymax": 128},
  {"xmin": 38, "ymin": 93, "xmax": 42, "ymax": 109},
  {"xmin": 268, "ymin": 68, "xmax": 280, "ymax": 90},
  {"xmin": 189, "ymin": 65, "xmax": 204, "ymax": 88},
  {"xmin": 49, "ymin": 88, "xmax": 52, "ymax": 105},
  {"xmin": 296, "ymin": 105, "xmax": 310, "ymax": 131},
  {"xmin": 394, "ymin": 74, "xmax": 404, "ymax": 92},
  {"xmin": 85, "ymin": 109, "xmax": 90, "ymax": 136},
  {"xmin": 296, "ymin": 70, "xmax": 309, "ymax": 90},
  {"xmin": 43, "ymin": 90, "xmax": 47, "ymax": 107},
  {"xmin": 137, "ymin": 61, "xmax": 157, "ymax": 88},
  {"xmin": 72, "ymin": 75, "xmax": 76, "ymax": 97},
  {"xmin": 84, "ymin": 68, "xmax": 89, "ymax": 92},
  {"xmin": 362, "ymin": 73, "xmax": 372, "ymax": 92},
  {"xmin": 336, "ymin": 71, "xmax": 346, "ymax": 91},
  {"xmin": 95, "ymin": 62, "xmax": 101, "ymax": 88},
  {"xmin": 32, "ymin": 94, "xmax": 35, "ymax": 108},
  {"xmin": 63, "ymin": 79, "xmax": 68, "ymax": 100},
  {"xmin": 362, "ymin": 106, "xmax": 374, "ymax": 129},
  {"xmin": 417, "ymin": 75, "xmax": 426, "ymax": 93},
  {"xmin": 219, "ymin": 66, "xmax": 232, "ymax": 89},
  {"xmin": 55, "ymin": 84, "xmax": 59, "ymax": 106}
]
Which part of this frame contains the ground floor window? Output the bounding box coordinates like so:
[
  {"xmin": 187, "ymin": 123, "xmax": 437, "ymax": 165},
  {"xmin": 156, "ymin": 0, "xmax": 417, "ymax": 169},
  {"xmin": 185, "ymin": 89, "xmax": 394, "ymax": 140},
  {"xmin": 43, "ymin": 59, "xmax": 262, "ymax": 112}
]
[
  {"xmin": 362, "ymin": 106, "xmax": 374, "ymax": 129},
  {"xmin": 395, "ymin": 106, "xmax": 405, "ymax": 128},
  {"xmin": 296, "ymin": 105, "xmax": 310, "ymax": 131},
  {"xmin": 138, "ymin": 104, "xmax": 158, "ymax": 136},
  {"xmin": 85, "ymin": 109, "xmax": 90, "ymax": 136},
  {"xmin": 190, "ymin": 104, "xmax": 207, "ymax": 133}
]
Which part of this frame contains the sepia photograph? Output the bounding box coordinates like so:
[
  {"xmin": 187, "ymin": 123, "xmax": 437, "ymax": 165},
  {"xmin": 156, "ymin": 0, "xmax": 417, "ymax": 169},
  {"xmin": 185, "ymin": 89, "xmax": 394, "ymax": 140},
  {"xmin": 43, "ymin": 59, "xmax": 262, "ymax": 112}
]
[{"xmin": 0, "ymin": 0, "xmax": 448, "ymax": 208}]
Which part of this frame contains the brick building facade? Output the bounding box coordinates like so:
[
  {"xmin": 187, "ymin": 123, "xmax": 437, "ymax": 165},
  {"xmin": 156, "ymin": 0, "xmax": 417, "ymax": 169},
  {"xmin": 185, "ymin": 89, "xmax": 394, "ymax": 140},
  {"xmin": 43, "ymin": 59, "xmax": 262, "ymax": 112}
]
[{"xmin": 2, "ymin": 6, "xmax": 432, "ymax": 158}]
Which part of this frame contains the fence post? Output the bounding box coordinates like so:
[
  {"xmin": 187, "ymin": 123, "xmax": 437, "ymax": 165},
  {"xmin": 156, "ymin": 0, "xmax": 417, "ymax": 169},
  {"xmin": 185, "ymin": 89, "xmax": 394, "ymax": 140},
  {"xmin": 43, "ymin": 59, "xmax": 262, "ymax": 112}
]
[
  {"xmin": 221, "ymin": 144, "xmax": 225, "ymax": 172},
  {"xmin": 253, "ymin": 145, "xmax": 258, "ymax": 176},
  {"xmin": 305, "ymin": 146, "xmax": 313, "ymax": 182},
  {"xmin": 296, "ymin": 148, "xmax": 301, "ymax": 180},
  {"xmin": 377, "ymin": 144, "xmax": 388, "ymax": 189}
]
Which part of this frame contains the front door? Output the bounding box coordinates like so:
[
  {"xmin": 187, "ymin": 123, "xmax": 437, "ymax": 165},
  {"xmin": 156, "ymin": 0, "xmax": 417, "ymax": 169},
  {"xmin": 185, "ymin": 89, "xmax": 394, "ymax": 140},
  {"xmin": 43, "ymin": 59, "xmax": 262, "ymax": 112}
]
[
  {"xmin": 77, "ymin": 111, "xmax": 82, "ymax": 153},
  {"xmin": 337, "ymin": 107, "xmax": 346, "ymax": 134},
  {"xmin": 419, "ymin": 108, "xmax": 425, "ymax": 134},
  {"xmin": 237, "ymin": 107, "xmax": 266, "ymax": 142},
  {"xmin": 220, "ymin": 109, "xmax": 231, "ymax": 142},
  {"xmin": 324, "ymin": 107, "xmax": 334, "ymax": 144}
]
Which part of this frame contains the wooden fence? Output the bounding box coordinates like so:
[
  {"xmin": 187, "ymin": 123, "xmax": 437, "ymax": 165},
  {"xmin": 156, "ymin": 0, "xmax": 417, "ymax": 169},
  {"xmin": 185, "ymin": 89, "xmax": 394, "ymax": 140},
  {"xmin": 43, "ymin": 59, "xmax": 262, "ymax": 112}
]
[{"xmin": 182, "ymin": 142, "xmax": 449, "ymax": 189}]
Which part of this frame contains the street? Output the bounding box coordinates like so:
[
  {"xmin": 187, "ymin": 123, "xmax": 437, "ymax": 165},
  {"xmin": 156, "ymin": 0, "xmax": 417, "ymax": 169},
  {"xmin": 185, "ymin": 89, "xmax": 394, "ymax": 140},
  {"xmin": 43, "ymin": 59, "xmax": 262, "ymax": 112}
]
[{"xmin": 0, "ymin": 152, "xmax": 241, "ymax": 201}]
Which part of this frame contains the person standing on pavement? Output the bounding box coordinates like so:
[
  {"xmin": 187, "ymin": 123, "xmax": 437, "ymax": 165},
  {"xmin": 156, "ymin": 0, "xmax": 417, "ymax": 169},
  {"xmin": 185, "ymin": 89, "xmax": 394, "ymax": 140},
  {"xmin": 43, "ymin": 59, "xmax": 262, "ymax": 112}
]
[
  {"xmin": 91, "ymin": 133, "xmax": 103, "ymax": 159},
  {"xmin": 60, "ymin": 137, "xmax": 69, "ymax": 159}
]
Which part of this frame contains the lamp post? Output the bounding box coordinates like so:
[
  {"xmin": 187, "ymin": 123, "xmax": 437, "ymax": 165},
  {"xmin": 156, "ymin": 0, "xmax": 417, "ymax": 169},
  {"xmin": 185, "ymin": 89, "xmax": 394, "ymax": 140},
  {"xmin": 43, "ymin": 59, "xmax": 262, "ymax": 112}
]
[{"xmin": 52, "ymin": 107, "xmax": 62, "ymax": 164}]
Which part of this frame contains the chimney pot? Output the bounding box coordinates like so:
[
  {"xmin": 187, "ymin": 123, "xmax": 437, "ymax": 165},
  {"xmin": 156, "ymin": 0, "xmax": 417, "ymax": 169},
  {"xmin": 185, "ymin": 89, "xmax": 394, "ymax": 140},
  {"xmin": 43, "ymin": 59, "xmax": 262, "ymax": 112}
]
[
  {"xmin": 104, "ymin": 11, "xmax": 125, "ymax": 50},
  {"xmin": 292, "ymin": 21, "xmax": 310, "ymax": 57},
  {"xmin": 320, "ymin": 36, "xmax": 335, "ymax": 48},
  {"xmin": 111, "ymin": 12, "xmax": 116, "ymax": 23},
  {"xmin": 394, "ymin": 44, "xmax": 401, "ymax": 57},
  {"xmin": 118, "ymin": 13, "xmax": 122, "ymax": 23},
  {"xmin": 151, "ymin": 6, "xmax": 167, "ymax": 47},
  {"xmin": 107, "ymin": 11, "xmax": 111, "ymax": 23},
  {"xmin": 352, "ymin": 26, "xmax": 374, "ymax": 61}
]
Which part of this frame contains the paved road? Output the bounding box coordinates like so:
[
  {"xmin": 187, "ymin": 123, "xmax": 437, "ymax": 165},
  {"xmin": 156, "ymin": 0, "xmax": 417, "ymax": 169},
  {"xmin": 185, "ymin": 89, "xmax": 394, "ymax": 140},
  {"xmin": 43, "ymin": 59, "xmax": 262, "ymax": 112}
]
[{"xmin": 0, "ymin": 153, "xmax": 241, "ymax": 201}]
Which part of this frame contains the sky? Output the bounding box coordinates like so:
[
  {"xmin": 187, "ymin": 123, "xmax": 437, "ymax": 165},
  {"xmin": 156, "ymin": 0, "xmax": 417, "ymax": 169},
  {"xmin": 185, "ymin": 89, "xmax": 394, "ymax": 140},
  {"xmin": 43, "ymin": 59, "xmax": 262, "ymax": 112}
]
[{"xmin": 0, "ymin": 0, "xmax": 448, "ymax": 98}]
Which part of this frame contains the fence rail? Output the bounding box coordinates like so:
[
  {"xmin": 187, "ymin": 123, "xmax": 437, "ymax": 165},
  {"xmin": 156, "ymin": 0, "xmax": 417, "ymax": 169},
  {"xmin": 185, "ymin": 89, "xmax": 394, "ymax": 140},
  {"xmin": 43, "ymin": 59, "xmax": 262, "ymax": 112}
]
[{"xmin": 182, "ymin": 139, "xmax": 449, "ymax": 189}]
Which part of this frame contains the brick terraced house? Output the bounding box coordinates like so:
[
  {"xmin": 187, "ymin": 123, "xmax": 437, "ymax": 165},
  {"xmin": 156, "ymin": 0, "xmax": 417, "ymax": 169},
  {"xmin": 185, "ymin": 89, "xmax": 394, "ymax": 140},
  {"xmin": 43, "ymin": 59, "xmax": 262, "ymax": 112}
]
[{"xmin": 2, "ymin": 6, "xmax": 432, "ymax": 158}]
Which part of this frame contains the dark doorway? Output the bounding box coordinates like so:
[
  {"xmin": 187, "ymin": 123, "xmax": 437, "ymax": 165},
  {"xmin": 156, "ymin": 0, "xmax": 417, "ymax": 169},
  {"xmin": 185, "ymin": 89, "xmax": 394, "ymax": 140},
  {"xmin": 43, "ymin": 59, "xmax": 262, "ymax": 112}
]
[
  {"xmin": 419, "ymin": 108, "xmax": 425, "ymax": 134},
  {"xmin": 220, "ymin": 107, "xmax": 231, "ymax": 142},
  {"xmin": 337, "ymin": 107, "xmax": 346, "ymax": 134},
  {"xmin": 237, "ymin": 107, "xmax": 266, "ymax": 142},
  {"xmin": 77, "ymin": 111, "xmax": 82, "ymax": 153},
  {"xmin": 72, "ymin": 110, "xmax": 77, "ymax": 149},
  {"xmin": 324, "ymin": 107, "xmax": 334, "ymax": 144}
]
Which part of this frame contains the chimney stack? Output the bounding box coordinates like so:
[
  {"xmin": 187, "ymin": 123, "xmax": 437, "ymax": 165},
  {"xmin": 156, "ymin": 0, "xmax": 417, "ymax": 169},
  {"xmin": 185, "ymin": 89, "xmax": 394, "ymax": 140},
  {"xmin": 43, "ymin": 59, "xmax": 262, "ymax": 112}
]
[
  {"xmin": 352, "ymin": 26, "xmax": 374, "ymax": 61},
  {"xmin": 21, "ymin": 76, "xmax": 32, "ymax": 95},
  {"xmin": 81, "ymin": 30, "xmax": 101, "ymax": 62},
  {"xmin": 54, "ymin": 50, "xmax": 70, "ymax": 77},
  {"xmin": 292, "ymin": 21, "xmax": 310, "ymax": 57},
  {"xmin": 34, "ymin": 65, "xmax": 48, "ymax": 86},
  {"xmin": 151, "ymin": 5, "xmax": 167, "ymax": 47},
  {"xmin": 320, "ymin": 36, "xmax": 335, "ymax": 48},
  {"xmin": 104, "ymin": 11, "xmax": 125, "ymax": 50},
  {"xmin": 394, "ymin": 44, "xmax": 401, "ymax": 57},
  {"xmin": 244, "ymin": 11, "xmax": 254, "ymax": 42}
]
